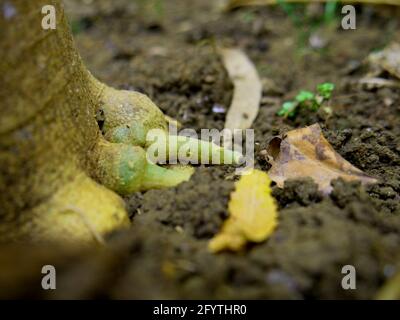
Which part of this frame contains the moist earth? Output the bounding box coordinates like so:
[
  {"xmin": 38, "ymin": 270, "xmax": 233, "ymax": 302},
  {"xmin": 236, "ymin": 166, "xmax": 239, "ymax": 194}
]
[{"xmin": 6, "ymin": 0, "xmax": 400, "ymax": 299}]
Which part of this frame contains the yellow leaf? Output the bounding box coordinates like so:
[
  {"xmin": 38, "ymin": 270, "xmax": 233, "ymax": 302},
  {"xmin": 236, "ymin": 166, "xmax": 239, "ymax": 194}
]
[{"xmin": 208, "ymin": 169, "xmax": 278, "ymax": 253}]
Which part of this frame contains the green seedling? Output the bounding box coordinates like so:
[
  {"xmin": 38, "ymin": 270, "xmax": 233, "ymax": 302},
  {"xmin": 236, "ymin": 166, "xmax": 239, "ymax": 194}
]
[
  {"xmin": 277, "ymin": 82, "xmax": 335, "ymax": 119},
  {"xmin": 277, "ymin": 101, "xmax": 297, "ymax": 118},
  {"xmin": 317, "ymin": 82, "xmax": 335, "ymax": 99}
]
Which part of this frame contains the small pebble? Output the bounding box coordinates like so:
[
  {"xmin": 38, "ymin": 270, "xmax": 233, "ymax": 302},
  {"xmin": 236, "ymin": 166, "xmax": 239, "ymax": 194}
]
[
  {"xmin": 383, "ymin": 265, "xmax": 396, "ymax": 278},
  {"xmin": 309, "ymin": 33, "xmax": 327, "ymax": 49},
  {"xmin": 212, "ymin": 104, "xmax": 226, "ymax": 114},
  {"xmin": 3, "ymin": 2, "xmax": 16, "ymax": 20}
]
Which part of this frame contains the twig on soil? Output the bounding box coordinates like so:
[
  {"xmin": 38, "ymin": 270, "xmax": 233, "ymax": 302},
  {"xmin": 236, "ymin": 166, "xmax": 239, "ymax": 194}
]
[
  {"xmin": 220, "ymin": 48, "xmax": 262, "ymax": 133},
  {"xmin": 358, "ymin": 77, "xmax": 400, "ymax": 89}
]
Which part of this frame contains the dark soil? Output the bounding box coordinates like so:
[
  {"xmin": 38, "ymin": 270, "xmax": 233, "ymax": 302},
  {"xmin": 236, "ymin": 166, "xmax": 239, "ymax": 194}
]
[{"xmin": 5, "ymin": 0, "xmax": 400, "ymax": 299}]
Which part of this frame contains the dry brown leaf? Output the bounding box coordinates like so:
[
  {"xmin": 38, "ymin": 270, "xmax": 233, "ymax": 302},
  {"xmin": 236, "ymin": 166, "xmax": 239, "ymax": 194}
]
[
  {"xmin": 226, "ymin": 0, "xmax": 400, "ymax": 10},
  {"xmin": 265, "ymin": 123, "xmax": 378, "ymax": 194},
  {"xmin": 220, "ymin": 48, "xmax": 262, "ymax": 131}
]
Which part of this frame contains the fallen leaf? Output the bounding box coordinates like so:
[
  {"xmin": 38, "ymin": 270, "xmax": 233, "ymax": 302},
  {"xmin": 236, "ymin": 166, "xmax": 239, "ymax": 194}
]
[
  {"xmin": 220, "ymin": 48, "xmax": 262, "ymax": 132},
  {"xmin": 265, "ymin": 123, "xmax": 378, "ymax": 194},
  {"xmin": 209, "ymin": 169, "xmax": 278, "ymax": 253},
  {"xmin": 226, "ymin": 0, "xmax": 400, "ymax": 10}
]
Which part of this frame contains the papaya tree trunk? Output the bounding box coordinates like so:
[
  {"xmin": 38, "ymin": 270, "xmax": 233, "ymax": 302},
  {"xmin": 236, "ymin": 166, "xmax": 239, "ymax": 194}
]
[
  {"xmin": 0, "ymin": 0, "xmax": 238, "ymax": 242},
  {"xmin": 0, "ymin": 0, "xmax": 126, "ymax": 242}
]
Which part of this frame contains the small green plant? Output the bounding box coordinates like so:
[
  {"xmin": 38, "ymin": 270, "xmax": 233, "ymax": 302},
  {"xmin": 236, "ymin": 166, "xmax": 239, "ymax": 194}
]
[{"xmin": 277, "ymin": 82, "xmax": 335, "ymax": 119}]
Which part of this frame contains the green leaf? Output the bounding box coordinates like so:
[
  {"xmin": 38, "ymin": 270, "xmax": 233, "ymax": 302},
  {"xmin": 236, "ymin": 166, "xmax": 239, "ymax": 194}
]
[
  {"xmin": 317, "ymin": 82, "xmax": 335, "ymax": 99},
  {"xmin": 277, "ymin": 101, "xmax": 297, "ymax": 117},
  {"xmin": 295, "ymin": 90, "xmax": 315, "ymax": 103}
]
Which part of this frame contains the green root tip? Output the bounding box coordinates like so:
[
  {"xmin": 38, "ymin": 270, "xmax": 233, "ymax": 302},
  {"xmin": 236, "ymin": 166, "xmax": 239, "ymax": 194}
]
[
  {"xmin": 177, "ymin": 135, "xmax": 244, "ymax": 165},
  {"xmin": 146, "ymin": 131, "xmax": 243, "ymax": 165},
  {"xmin": 221, "ymin": 148, "xmax": 243, "ymax": 164},
  {"xmin": 141, "ymin": 164, "xmax": 194, "ymax": 190}
]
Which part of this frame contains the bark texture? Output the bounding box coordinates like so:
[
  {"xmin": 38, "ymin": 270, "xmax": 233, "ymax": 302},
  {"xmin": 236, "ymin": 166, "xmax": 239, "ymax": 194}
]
[{"xmin": 0, "ymin": 0, "xmax": 128, "ymax": 242}]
